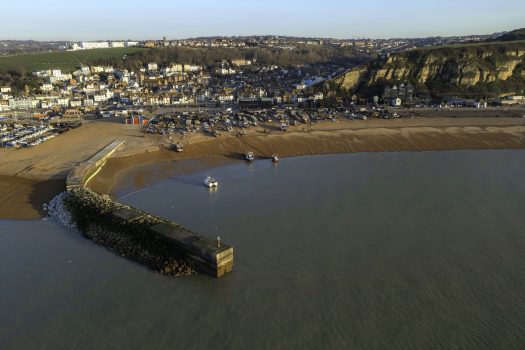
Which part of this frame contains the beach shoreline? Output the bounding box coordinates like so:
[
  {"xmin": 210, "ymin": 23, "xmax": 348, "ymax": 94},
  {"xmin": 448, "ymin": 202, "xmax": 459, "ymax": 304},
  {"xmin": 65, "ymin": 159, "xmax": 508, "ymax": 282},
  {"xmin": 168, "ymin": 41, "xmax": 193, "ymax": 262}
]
[{"xmin": 1, "ymin": 115, "xmax": 525, "ymax": 220}]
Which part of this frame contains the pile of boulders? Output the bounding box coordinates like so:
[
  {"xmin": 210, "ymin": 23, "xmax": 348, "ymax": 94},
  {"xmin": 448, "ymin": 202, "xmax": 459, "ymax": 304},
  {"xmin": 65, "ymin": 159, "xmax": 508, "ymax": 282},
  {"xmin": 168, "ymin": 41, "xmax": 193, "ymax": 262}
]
[
  {"xmin": 43, "ymin": 192, "xmax": 76, "ymax": 230},
  {"xmin": 45, "ymin": 188, "xmax": 196, "ymax": 277},
  {"xmin": 86, "ymin": 225, "xmax": 195, "ymax": 277}
]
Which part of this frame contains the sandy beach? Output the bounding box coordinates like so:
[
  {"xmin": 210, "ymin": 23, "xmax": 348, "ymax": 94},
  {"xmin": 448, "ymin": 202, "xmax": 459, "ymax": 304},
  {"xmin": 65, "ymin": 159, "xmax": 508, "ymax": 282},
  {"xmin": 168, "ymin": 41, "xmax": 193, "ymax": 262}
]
[{"xmin": 1, "ymin": 112, "xmax": 525, "ymax": 220}]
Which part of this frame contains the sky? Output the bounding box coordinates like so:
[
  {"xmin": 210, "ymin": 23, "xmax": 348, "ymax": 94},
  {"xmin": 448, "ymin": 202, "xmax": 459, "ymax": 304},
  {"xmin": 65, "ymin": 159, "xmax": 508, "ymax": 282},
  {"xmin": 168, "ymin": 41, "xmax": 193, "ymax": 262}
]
[{"xmin": 1, "ymin": 0, "xmax": 524, "ymax": 40}]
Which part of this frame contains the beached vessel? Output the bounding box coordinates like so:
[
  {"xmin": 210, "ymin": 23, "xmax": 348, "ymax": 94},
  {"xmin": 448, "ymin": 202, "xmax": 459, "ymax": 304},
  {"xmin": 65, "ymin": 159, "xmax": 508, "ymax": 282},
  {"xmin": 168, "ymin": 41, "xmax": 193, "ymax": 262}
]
[
  {"xmin": 204, "ymin": 176, "xmax": 218, "ymax": 188},
  {"xmin": 244, "ymin": 152, "xmax": 255, "ymax": 162},
  {"xmin": 175, "ymin": 143, "xmax": 184, "ymax": 152}
]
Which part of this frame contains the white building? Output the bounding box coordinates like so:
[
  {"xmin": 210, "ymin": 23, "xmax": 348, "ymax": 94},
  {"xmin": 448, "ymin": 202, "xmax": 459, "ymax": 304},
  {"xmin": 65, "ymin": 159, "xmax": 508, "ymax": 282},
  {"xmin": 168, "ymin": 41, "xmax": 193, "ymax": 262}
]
[
  {"xmin": 109, "ymin": 41, "xmax": 125, "ymax": 48},
  {"xmin": 148, "ymin": 62, "xmax": 158, "ymax": 71},
  {"xmin": 56, "ymin": 98, "xmax": 70, "ymax": 108},
  {"xmin": 47, "ymin": 73, "xmax": 72, "ymax": 84},
  {"xmin": 8, "ymin": 98, "xmax": 40, "ymax": 110},
  {"xmin": 125, "ymin": 41, "xmax": 139, "ymax": 47},
  {"xmin": 93, "ymin": 94, "xmax": 108, "ymax": 103},
  {"xmin": 314, "ymin": 92, "xmax": 324, "ymax": 101},
  {"xmin": 171, "ymin": 64, "xmax": 184, "ymax": 72},
  {"xmin": 184, "ymin": 64, "xmax": 201, "ymax": 72},
  {"xmin": 218, "ymin": 94, "xmax": 234, "ymax": 102},
  {"xmin": 90, "ymin": 66, "xmax": 104, "ymax": 73},
  {"xmin": 80, "ymin": 41, "xmax": 110, "ymax": 50},
  {"xmin": 215, "ymin": 67, "xmax": 236, "ymax": 76},
  {"xmin": 65, "ymin": 43, "xmax": 81, "ymax": 51},
  {"xmin": 391, "ymin": 97, "xmax": 402, "ymax": 107},
  {"xmin": 70, "ymin": 99, "xmax": 82, "ymax": 108},
  {"xmin": 41, "ymin": 84, "xmax": 53, "ymax": 92}
]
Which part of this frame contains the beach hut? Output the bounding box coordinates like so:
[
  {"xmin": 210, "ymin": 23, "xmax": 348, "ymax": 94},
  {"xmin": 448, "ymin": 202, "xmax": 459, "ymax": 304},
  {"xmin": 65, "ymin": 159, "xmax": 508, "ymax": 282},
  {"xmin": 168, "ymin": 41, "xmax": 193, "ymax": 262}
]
[{"xmin": 125, "ymin": 115, "xmax": 150, "ymax": 125}]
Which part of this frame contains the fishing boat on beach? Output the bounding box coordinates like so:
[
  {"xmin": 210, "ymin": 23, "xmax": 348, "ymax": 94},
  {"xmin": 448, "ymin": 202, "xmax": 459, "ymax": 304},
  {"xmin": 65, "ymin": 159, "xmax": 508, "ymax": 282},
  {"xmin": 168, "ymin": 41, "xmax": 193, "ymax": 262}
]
[
  {"xmin": 204, "ymin": 176, "xmax": 218, "ymax": 188},
  {"xmin": 244, "ymin": 152, "xmax": 255, "ymax": 162}
]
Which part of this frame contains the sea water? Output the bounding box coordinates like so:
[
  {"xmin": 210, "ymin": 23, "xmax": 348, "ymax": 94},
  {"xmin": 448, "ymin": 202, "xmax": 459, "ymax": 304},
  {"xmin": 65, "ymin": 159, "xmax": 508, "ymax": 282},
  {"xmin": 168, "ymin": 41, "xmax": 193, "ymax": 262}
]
[{"xmin": 1, "ymin": 150, "xmax": 525, "ymax": 349}]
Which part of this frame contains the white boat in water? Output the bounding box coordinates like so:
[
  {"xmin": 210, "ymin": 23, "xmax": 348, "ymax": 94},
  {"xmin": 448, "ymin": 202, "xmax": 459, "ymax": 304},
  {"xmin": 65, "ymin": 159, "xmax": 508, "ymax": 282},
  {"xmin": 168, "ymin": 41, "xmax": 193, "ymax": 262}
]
[
  {"xmin": 204, "ymin": 176, "xmax": 218, "ymax": 188},
  {"xmin": 244, "ymin": 152, "xmax": 255, "ymax": 162},
  {"xmin": 272, "ymin": 154, "xmax": 279, "ymax": 162}
]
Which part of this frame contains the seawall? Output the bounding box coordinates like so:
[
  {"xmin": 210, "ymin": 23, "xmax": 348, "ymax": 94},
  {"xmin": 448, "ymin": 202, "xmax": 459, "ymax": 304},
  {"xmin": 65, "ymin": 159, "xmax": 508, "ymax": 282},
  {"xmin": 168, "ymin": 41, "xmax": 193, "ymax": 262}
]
[{"xmin": 64, "ymin": 140, "xmax": 234, "ymax": 278}]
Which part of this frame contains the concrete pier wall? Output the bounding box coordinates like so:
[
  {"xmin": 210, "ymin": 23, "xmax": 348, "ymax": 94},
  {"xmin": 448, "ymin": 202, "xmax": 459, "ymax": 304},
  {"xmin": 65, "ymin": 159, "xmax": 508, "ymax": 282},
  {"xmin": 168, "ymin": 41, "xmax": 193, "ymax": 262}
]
[{"xmin": 65, "ymin": 140, "xmax": 234, "ymax": 278}]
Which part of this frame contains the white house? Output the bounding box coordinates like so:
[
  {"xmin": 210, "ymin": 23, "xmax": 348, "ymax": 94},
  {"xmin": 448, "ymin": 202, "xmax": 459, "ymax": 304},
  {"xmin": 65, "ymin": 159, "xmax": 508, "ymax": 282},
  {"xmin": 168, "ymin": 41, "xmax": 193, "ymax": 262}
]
[
  {"xmin": 184, "ymin": 64, "xmax": 201, "ymax": 72},
  {"xmin": 148, "ymin": 62, "xmax": 158, "ymax": 71},
  {"xmin": 218, "ymin": 94, "xmax": 234, "ymax": 102},
  {"xmin": 56, "ymin": 98, "xmax": 70, "ymax": 108},
  {"xmin": 70, "ymin": 99, "xmax": 82, "ymax": 108},
  {"xmin": 391, "ymin": 97, "xmax": 402, "ymax": 107},
  {"xmin": 41, "ymin": 83, "xmax": 53, "ymax": 92},
  {"xmin": 171, "ymin": 64, "xmax": 184, "ymax": 72},
  {"xmin": 215, "ymin": 67, "xmax": 236, "ymax": 75},
  {"xmin": 314, "ymin": 92, "xmax": 324, "ymax": 101},
  {"xmin": 93, "ymin": 94, "xmax": 108, "ymax": 103}
]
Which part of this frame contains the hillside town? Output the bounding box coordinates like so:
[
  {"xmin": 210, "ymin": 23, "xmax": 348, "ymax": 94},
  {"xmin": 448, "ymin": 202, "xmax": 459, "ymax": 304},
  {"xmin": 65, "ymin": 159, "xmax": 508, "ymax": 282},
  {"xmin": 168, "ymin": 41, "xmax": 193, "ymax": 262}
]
[
  {"xmin": 1, "ymin": 31, "xmax": 506, "ymax": 56},
  {"xmin": 2, "ymin": 35, "xmax": 525, "ymax": 150},
  {"xmin": 1, "ymin": 51, "xmax": 524, "ymax": 150},
  {"xmin": 0, "ymin": 56, "xmax": 345, "ymax": 148},
  {"xmin": 0, "ymin": 58, "xmax": 343, "ymax": 114},
  {"xmin": 2, "ymin": 56, "xmax": 523, "ymax": 115}
]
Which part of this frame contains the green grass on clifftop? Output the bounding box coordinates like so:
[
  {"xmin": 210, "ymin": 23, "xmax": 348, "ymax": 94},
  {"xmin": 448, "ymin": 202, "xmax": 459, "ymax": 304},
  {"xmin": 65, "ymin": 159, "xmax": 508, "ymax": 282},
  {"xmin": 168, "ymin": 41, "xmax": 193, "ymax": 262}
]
[{"xmin": 0, "ymin": 47, "xmax": 149, "ymax": 72}]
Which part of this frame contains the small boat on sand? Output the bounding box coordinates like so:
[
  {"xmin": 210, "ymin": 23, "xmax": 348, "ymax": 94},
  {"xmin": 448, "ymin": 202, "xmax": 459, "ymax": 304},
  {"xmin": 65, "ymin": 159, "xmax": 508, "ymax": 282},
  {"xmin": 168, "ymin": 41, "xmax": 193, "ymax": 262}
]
[{"xmin": 244, "ymin": 152, "xmax": 255, "ymax": 162}]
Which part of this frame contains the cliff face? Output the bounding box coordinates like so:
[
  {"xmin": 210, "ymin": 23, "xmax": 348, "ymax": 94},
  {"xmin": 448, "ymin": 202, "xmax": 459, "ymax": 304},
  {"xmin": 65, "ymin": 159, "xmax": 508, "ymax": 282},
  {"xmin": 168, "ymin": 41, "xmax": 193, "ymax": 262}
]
[{"xmin": 331, "ymin": 41, "xmax": 525, "ymax": 97}]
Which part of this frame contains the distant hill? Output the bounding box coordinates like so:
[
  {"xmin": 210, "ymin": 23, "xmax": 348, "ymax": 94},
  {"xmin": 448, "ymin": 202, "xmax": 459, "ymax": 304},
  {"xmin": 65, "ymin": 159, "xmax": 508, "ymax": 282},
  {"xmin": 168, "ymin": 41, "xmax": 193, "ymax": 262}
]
[
  {"xmin": 0, "ymin": 47, "xmax": 148, "ymax": 73},
  {"xmin": 323, "ymin": 41, "xmax": 525, "ymax": 99},
  {"xmin": 494, "ymin": 28, "xmax": 525, "ymax": 42}
]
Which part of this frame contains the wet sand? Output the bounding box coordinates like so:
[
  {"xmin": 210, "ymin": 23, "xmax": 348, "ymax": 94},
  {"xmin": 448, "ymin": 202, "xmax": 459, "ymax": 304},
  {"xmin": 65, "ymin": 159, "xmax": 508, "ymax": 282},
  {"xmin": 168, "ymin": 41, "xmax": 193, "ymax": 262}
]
[
  {"xmin": 1, "ymin": 115, "xmax": 525, "ymax": 220},
  {"xmin": 0, "ymin": 176, "xmax": 65, "ymax": 220},
  {"xmin": 89, "ymin": 117, "xmax": 525, "ymax": 196}
]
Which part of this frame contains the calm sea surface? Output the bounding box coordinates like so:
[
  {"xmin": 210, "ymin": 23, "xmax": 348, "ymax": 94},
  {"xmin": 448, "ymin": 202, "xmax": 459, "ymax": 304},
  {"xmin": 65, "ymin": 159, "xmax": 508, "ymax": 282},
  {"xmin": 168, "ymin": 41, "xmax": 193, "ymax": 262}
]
[{"xmin": 1, "ymin": 150, "xmax": 525, "ymax": 350}]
